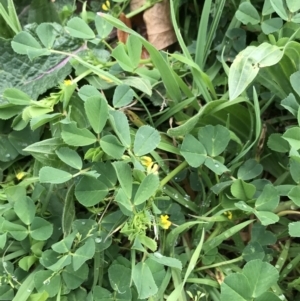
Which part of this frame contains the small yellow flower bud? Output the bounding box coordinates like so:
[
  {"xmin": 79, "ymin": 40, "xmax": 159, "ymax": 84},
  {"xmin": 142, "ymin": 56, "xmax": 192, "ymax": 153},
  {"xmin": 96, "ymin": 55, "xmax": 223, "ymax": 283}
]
[
  {"xmin": 160, "ymin": 215, "xmax": 171, "ymax": 229},
  {"xmin": 102, "ymin": 0, "xmax": 110, "ymax": 11}
]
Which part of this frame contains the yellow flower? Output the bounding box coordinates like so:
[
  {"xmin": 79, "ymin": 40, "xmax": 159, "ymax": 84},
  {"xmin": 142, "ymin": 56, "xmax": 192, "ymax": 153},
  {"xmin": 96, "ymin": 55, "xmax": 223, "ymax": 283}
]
[
  {"xmin": 102, "ymin": 0, "xmax": 110, "ymax": 11},
  {"xmin": 224, "ymin": 211, "xmax": 233, "ymax": 220},
  {"xmin": 64, "ymin": 79, "xmax": 72, "ymax": 86},
  {"xmin": 160, "ymin": 215, "xmax": 171, "ymax": 229},
  {"xmin": 141, "ymin": 156, "xmax": 153, "ymax": 168},
  {"xmin": 16, "ymin": 171, "xmax": 26, "ymax": 180}
]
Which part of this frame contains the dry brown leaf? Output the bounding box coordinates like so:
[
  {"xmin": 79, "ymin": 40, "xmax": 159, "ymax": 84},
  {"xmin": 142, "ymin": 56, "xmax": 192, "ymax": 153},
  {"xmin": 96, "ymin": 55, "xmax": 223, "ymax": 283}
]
[
  {"xmin": 117, "ymin": 13, "xmax": 132, "ymax": 44},
  {"xmin": 130, "ymin": 0, "xmax": 177, "ymax": 50}
]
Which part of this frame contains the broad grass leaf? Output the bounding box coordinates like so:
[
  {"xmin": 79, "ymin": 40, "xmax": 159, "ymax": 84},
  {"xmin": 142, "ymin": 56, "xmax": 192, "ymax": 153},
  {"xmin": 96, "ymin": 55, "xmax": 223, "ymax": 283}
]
[
  {"xmin": 100, "ymin": 135, "xmax": 125, "ymax": 159},
  {"xmin": 255, "ymin": 184, "xmax": 279, "ymax": 211},
  {"xmin": 109, "ymin": 110, "xmax": 131, "ymax": 148},
  {"xmin": 221, "ymin": 273, "xmax": 252, "ymax": 301},
  {"xmin": 113, "ymin": 85, "xmax": 134, "ymax": 108},
  {"xmin": 231, "ymin": 179, "xmax": 256, "ymax": 201},
  {"xmin": 65, "ymin": 17, "xmax": 95, "ymax": 39},
  {"xmin": 112, "ymin": 162, "xmax": 132, "ymax": 198},
  {"xmin": 108, "ymin": 264, "xmax": 131, "ymax": 292},
  {"xmin": 72, "ymin": 238, "xmax": 95, "ymax": 271},
  {"xmin": 134, "ymin": 125, "xmax": 161, "ymax": 156},
  {"xmin": 243, "ymin": 259, "xmax": 279, "ymax": 297},
  {"xmin": 238, "ymin": 159, "xmax": 263, "ymax": 180},
  {"xmin": 134, "ymin": 173, "xmax": 159, "ymax": 205},
  {"xmin": 3, "ymin": 88, "xmax": 31, "ymax": 105},
  {"xmin": 180, "ymin": 134, "xmax": 206, "ymax": 168},
  {"xmin": 132, "ymin": 262, "xmax": 158, "ymax": 299},
  {"xmin": 39, "ymin": 167, "xmax": 72, "ymax": 184},
  {"xmin": 75, "ymin": 177, "xmax": 108, "ymax": 207},
  {"xmin": 84, "ymin": 95, "xmax": 109, "ymax": 134},
  {"xmin": 288, "ymin": 221, "xmax": 300, "ymax": 237},
  {"xmin": 56, "ymin": 147, "xmax": 82, "ymax": 170},
  {"xmin": 61, "ymin": 122, "xmax": 97, "ymax": 146},
  {"xmin": 198, "ymin": 125, "xmax": 231, "ymax": 156},
  {"xmin": 282, "ymin": 127, "xmax": 300, "ymax": 149},
  {"xmin": 36, "ymin": 23, "xmax": 57, "ymax": 48},
  {"xmin": 14, "ymin": 196, "xmax": 36, "ymax": 225},
  {"xmin": 236, "ymin": 2, "xmax": 260, "ymax": 25}
]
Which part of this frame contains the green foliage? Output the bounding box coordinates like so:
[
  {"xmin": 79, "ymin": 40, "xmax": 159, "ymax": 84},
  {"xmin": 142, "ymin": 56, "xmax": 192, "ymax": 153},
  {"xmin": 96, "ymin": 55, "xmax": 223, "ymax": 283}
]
[{"xmin": 1, "ymin": 0, "xmax": 300, "ymax": 300}]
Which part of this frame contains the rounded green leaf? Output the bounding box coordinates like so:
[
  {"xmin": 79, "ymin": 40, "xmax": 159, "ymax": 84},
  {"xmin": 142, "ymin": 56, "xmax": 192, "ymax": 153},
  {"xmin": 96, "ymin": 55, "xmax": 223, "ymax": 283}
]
[
  {"xmin": 282, "ymin": 127, "xmax": 300, "ymax": 150},
  {"xmin": 198, "ymin": 125, "xmax": 230, "ymax": 156},
  {"xmin": 290, "ymin": 71, "xmax": 300, "ymax": 97},
  {"xmin": 261, "ymin": 18, "xmax": 283, "ymax": 34},
  {"xmin": 255, "ymin": 211, "xmax": 279, "ymax": 226},
  {"xmin": 75, "ymin": 176, "xmax": 108, "ymax": 207},
  {"xmin": 238, "ymin": 159, "xmax": 263, "ymax": 180},
  {"xmin": 72, "ymin": 238, "xmax": 95, "ymax": 271},
  {"xmin": 39, "ymin": 166, "xmax": 72, "ymax": 184},
  {"xmin": 84, "ymin": 95, "xmax": 109, "ymax": 134},
  {"xmin": 100, "ymin": 135, "xmax": 125, "ymax": 159},
  {"xmin": 180, "ymin": 134, "xmax": 207, "ymax": 167},
  {"xmin": 290, "ymin": 157, "xmax": 300, "ymax": 183},
  {"xmin": 134, "ymin": 125, "xmax": 161, "ymax": 156},
  {"xmin": 243, "ymin": 259, "xmax": 279, "ymax": 297},
  {"xmin": 30, "ymin": 217, "xmax": 53, "ymax": 240},
  {"xmin": 113, "ymin": 85, "xmax": 134, "ymax": 108},
  {"xmin": 270, "ymin": 0, "xmax": 289, "ymax": 20},
  {"xmin": 288, "ymin": 186, "xmax": 300, "ymax": 206},
  {"xmin": 62, "ymin": 263, "xmax": 89, "ymax": 289},
  {"xmin": 286, "ymin": 0, "xmax": 300, "ymax": 12},
  {"xmin": 95, "ymin": 14, "xmax": 113, "ymax": 39},
  {"xmin": 108, "ymin": 264, "xmax": 131, "ymax": 292},
  {"xmin": 65, "ymin": 17, "xmax": 95, "ymax": 39},
  {"xmin": 34, "ymin": 270, "xmax": 61, "ymax": 298},
  {"xmin": 78, "ymin": 85, "xmax": 102, "ymax": 101},
  {"xmin": 109, "ymin": 110, "xmax": 131, "ymax": 147},
  {"xmin": 289, "ymin": 221, "xmax": 300, "ymax": 237},
  {"xmin": 231, "ymin": 179, "xmax": 256, "ymax": 201},
  {"xmin": 255, "ymin": 184, "xmax": 279, "ymax": 211},
  {"xmin": 56, "ymin": 147, "xmax": 82, "ymax": 170},
  {"xmin": 267, "ymin": 133, "xmax": 289, "ymax": 152},
  {"xmin": 236, "ymin": 2, "xmax": 260, "ymax": 25},
  {"xmin": 14, "ymin": 197, "xmax": 36, "ymax": 225},
  {"xmin": 36, "ymin": 23, "xmax": 57, "ymax": 48},
  {"xmin": 11, "ymin": 31, "xmax": 50, "ymax": 60},
  {"xmin": 3, "ymin": 88, "xmax": 31, "ymax": 105}
]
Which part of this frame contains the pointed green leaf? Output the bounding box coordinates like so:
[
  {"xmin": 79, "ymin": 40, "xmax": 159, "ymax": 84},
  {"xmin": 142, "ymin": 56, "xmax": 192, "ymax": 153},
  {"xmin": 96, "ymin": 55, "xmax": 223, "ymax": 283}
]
[
  {"xmin": 72, "ymin": 238, "xmax": 95, "ymax": 271},
  {"xmin": 56, "ymin": 147, "xmax": 83, "ymax": 170},
  {"xmin": 113, "ymin": 85, "xmax": 134, "ymax": 108},
  {"xmin": 132, "ymin": 262, "xmax": 158, "ymax": 299},
  {"xmin": 134, "ymin": 125, "xmax": 161, "ymax": 156},
  {"xmin": 3, "ymin": 88, "xmax": 31, "ymax": 105},
  {"xmin": 109, "ymin": 110, "xmax": 131, "ymax": 147},
  {"xmin": 14, "ymin": 196, "xmax": 36, "ymax": 225},
  {"xmin": 39, "ymin": 167, "xmax": 72, "ymax": 184},
  {"xmin": 84, "ymin": 95, "xmax": 109, "ymax": 134},
  {"xmin": 134, "ymin": 173, "xmax": 159, "ymax": 205},
  {"xmin": 100, "ymin": 135, "xmax": 125, "ymax": 159},
  {"xmin": 61, "ymin": 122, "xmax": 97, "ymax": 146},
  {"xmin": 112, "ymin": 162, "xmax": 132, "ymax": 198},
  {"xmin": 66, "ymin": 17, "xmax": 95, "ymax": 39}
]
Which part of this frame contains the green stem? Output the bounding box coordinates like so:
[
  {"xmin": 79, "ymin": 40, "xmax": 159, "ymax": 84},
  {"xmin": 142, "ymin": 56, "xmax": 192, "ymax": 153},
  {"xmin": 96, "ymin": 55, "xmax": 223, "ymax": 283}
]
[
  {"xmin": 160, "ymin": 161, "xmax": 188, "ymax": 187},
  {"xmin": 125, "ymin": 0, "xmax": 161, "ymax": 18},
  {"xmin": 195, "ymin": 256, "xmax": 243, "ymax": 271}
]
